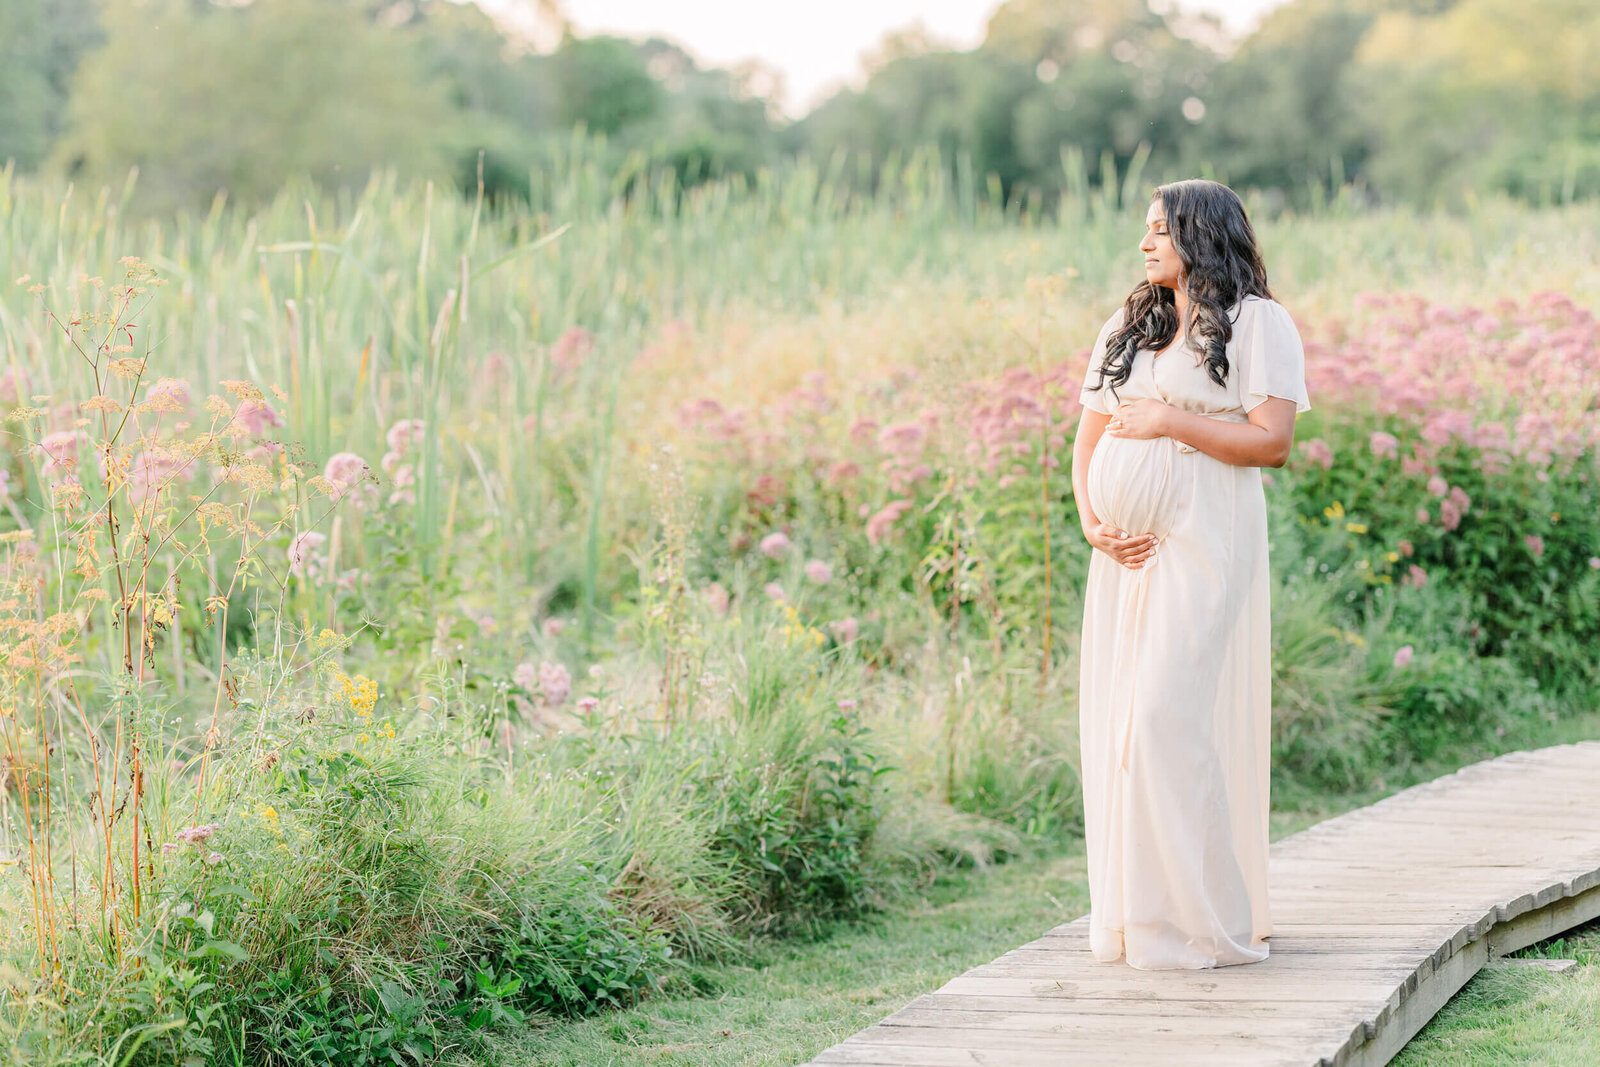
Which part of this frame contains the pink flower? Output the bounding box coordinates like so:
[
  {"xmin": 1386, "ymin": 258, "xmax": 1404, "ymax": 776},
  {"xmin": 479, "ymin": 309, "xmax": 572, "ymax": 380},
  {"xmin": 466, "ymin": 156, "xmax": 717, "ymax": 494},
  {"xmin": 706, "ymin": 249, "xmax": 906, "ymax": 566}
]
[
  {"xmin": 542, "ymin": 617, "xmax": 566, "ymax": 639},
  {"xmin": 234, "ymin": 399, "xmax": 284, "ymax": 436},
  {"xmin": 1589, "ymin": 557, "xmax": 1600, "ymax": 570},
  {"xmin": 1447, "ymin": 486, "xmax": 1471, "ymax": 513},
  {"xmin": 128, "ymin": 448, "xmax": 197, "ymax": 505},
  {"xmin": 512, "ymin": 662, "xmax": 538, "ymax": 690},
  {"xmin": 551, "ymin": 327, "xmax": 595, "ymax": 374},
  {"xmin": 1393, "ymin": 645, "xmax": 1414, "ymax": 668},
  {"xmin": 1368, "ymin": 431, "xmax": 1399, "ymax": 458},
  {"xmin": 877, "ymin": 421, "xmax": 927, "ymax": 457},
  {"xmin": 1416, "ymin": 507, "xmax": 1431, "ymax": 524},
  {"xmin": 175, "ymin": 823, "xmax": 221, "ymax": 846},
  {"xmin": 759, "ymin": 531, "xmax": 792, "ymax": 558},
  {"xmin": 704, "ymin": 582, "xmax": 730, "ymax": 616},
  {"xmin": 323, "ymin": 452, "xmax": 371, "ymax": 501},
  {"xmin": 144, "ymin": 377, "xmax": 191, "ymax": 411},
  {"xmin": 1440, "ymin": 499, "xmax": 1462, "ymax": 531},
  {"xmin": 1298, "ymin": 438, "xmax": 1333, "ymax": 470},
  {"xmin": 825, "ymin": 460, "xmax": 860, "ymax": 485},
  {"xmin": 287, "ymin": 531, "xmax": 327, "ymax": 579},
  {"xmin": 0, "ymin": 364, "xmax": 30, "ymax": 406},
  {"xmin": 1426, "ymin": 476, "xmax": 1448, "ymax": 497},
  {"xmin": 539, "ymin": 662, "xmax": 572, "ymax": 707},
  {"xmin": 764, "ymin": 581, "xmax": 786, "ymax": 602},
  {"xmin": 576, "ymin": 696, "xmax": 600, "ymax": 712},
  {"xmin": 1524, "ymin": 534, "xmax": 1545, "ymax": 557},
  {"xmin": 1404, "ymin": 564, "xmax": 1428, "ymax": 588},
  {"xmin": 385, "ymin": 418, "xmax": 426, "ymax": 454},
  {"xmin": 829, "ymin": 616, "xmax": 859, "ymax": 643},
  {"xmin": 804, "ymin": 559, "xmax": 833, "ymax": 584},
  {"xmin": 482, "ymin": 349, "xmax": 511, "ymax": 385},
  {"xmin": 837, "ymin": 698, "xmax": 859, "ymax": 710},
  {"xmin": 1260, "ymin": 471, "xmax": 1274, "ymax": 488},
  {"xmin": 866, "ymin": 499, "xmax": 914, "ymax": 545},
  {"xmin": 1398, "ymin": 540, "xmax": 1414, "ymax": 557},
  {"xmin": 35, "ymin": 430, "xmax": 78, "ymax": 476}
]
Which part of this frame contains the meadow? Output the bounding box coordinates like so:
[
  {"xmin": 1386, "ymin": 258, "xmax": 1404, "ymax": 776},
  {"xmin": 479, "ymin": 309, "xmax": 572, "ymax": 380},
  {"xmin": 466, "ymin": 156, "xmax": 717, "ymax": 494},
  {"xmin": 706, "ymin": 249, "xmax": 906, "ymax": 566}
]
[{"xmin": 0, "ymin": 147, "xmax": 1597, "ymax": 1064}]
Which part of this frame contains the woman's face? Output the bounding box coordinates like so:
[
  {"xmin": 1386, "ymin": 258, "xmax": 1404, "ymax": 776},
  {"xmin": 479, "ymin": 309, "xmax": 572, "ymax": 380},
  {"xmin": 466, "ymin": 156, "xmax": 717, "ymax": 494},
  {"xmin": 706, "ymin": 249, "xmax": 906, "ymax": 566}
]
[{"xmin": 1140, "ymin": 200, "xmax": 1183, "ymax": 289}]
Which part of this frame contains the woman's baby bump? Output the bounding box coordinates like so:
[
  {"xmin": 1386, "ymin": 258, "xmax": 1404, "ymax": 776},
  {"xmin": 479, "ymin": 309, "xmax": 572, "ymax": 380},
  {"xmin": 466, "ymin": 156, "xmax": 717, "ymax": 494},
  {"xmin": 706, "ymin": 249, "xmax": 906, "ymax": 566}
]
[{"xmin": 1087, "ymin": 432, "xmax": 1181, "ymax": 543}]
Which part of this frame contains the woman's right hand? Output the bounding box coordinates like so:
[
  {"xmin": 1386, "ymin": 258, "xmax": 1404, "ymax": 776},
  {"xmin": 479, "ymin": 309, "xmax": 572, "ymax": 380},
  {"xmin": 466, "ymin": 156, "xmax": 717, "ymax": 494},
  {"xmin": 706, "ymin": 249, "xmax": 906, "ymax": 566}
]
[{"xmin": 1085, "ymin": 523, "xmax": 1159, "ymax": 569}]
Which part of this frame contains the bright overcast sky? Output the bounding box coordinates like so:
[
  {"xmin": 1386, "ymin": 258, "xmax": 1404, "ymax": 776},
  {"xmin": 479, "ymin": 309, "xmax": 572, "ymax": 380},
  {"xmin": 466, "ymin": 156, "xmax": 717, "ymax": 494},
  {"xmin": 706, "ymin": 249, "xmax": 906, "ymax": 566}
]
[{"xmin": 549, "ymin": 1, "xmax": 1289, "ymax": 116}]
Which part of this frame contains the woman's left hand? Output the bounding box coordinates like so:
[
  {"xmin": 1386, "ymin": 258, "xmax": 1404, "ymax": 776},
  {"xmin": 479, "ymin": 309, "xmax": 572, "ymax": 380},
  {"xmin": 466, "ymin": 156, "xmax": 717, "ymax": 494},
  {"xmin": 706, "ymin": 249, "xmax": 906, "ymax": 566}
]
[{"xmin": 1106, "ymin": 399, "xmax": 1172, "ymax": 439}]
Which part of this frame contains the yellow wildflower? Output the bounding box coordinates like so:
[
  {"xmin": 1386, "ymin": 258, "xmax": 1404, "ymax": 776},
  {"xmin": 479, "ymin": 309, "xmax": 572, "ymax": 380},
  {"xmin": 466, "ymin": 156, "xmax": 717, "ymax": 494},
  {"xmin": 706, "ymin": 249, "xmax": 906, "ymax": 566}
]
[{"xmin": 1346, "ymin": 523, "xmax": 1368, "ymax": 535}]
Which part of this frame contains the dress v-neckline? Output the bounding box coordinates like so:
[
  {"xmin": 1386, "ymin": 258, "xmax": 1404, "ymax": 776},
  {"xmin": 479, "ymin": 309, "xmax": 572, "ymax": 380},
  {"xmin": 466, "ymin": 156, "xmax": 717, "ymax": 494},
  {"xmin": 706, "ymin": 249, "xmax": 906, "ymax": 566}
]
[{"xmin": 1150, "ymin": 335, "xmax": 1187, "ymax": 361}]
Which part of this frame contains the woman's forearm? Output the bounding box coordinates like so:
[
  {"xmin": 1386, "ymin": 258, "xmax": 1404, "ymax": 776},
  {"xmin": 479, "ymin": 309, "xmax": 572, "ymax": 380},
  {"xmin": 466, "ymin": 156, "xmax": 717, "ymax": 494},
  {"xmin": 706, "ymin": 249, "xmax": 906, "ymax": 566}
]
[{"xmin": 1161, "ymin": 406, "xmax": 1290, "ymax": 468}]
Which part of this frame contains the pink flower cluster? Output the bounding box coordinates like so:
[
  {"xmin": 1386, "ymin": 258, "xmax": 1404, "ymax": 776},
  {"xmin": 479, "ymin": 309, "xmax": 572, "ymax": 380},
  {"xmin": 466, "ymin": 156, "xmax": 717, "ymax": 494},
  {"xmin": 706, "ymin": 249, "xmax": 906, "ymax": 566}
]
[
  {"xmin": 1308, "ymin": 292, "xmax": 1599, "ymax": 460},
  {"xmin": 381, "ymin": 419, "xmax": 424, "ymax": 506}
]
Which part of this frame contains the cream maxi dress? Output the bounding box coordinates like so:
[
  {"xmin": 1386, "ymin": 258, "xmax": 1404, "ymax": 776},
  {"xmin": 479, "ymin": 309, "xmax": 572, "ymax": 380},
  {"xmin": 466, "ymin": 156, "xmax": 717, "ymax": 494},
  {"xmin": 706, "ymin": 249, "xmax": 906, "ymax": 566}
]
[{"xmin": 1076, "ymin": 295, "xmax": 1310, "ymax": 970}]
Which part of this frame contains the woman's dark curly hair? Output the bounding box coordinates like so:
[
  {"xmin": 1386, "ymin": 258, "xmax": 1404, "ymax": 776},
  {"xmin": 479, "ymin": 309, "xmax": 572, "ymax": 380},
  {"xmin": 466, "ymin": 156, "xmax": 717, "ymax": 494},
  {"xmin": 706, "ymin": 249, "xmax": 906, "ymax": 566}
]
[{"xmin": 1087, "ymin": 179, "xmax": 1272, "ymax": 403}]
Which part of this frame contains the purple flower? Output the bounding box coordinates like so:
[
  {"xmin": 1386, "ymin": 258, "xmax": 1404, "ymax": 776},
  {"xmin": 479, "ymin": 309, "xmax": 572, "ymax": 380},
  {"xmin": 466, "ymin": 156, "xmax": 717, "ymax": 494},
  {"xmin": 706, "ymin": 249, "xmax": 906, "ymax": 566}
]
[{"xmin": 175, "ymin": 823, "xmax": 221, "ymax": 846}]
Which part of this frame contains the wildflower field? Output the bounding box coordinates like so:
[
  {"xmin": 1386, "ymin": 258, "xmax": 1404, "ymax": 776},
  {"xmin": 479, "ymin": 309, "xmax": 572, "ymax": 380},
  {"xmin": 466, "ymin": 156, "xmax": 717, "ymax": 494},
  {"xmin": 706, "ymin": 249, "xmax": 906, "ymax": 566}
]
[{"xmin": 0, "ymin": 150, "xmax": 1598, "ymax": 1065}]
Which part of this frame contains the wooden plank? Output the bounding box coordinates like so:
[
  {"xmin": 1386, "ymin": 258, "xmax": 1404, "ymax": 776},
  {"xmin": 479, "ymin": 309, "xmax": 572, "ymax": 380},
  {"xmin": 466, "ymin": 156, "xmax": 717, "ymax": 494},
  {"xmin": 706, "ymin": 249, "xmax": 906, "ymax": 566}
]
[
  {"xmin": 935, "ymin": 975, "xmax": 1409, "ymax": 1002},
  {"xmin": 799, "ymin": 741, "xmax": 1600, "ymax": 1067}
]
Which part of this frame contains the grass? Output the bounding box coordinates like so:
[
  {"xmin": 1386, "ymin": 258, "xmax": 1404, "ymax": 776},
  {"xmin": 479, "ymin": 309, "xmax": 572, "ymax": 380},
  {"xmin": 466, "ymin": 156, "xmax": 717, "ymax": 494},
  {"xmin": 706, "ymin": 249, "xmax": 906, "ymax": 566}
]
[
  {"xmin": 490, "ymin": 713, "xmax": 1600, "ymax": 1067},
  {"xmin": 480, "ymin": 800, "xmax": 1382, "ymax": 1066},
  {"xmin": 1395, "ymin": 919, "xmax": 1600, "ymax": 1066}
]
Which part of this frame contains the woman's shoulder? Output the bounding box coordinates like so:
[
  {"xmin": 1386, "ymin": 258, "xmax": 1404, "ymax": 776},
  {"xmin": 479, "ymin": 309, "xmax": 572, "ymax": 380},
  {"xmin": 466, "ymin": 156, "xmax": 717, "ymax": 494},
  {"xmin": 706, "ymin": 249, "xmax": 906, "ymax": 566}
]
[{"xmin": 1234, "ymin": 293, "xmax": 1287, "ymax": 316}]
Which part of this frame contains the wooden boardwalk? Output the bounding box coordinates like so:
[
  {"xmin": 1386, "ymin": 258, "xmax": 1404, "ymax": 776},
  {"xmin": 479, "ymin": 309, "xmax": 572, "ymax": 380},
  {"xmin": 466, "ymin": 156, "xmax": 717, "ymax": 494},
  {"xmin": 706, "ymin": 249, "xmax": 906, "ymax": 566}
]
[{"xmin": 801, "ymin": 740, "xmax": 1600, "ymax": 1067}]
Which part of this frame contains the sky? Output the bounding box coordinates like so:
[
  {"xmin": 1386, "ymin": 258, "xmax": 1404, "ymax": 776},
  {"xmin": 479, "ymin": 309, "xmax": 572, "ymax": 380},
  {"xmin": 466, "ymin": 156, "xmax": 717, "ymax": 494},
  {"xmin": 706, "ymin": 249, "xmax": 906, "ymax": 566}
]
[{"xmin": 536, "ymin": 0, "xmax": 1291, "ymax": 117}]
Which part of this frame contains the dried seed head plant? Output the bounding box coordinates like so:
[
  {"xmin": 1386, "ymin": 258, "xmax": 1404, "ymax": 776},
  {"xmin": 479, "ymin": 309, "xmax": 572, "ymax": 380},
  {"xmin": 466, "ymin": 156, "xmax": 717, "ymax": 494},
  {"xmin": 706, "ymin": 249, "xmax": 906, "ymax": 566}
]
[{"xmin": 1, "ymin": 257, "xmax": 345, "ymax": 977}]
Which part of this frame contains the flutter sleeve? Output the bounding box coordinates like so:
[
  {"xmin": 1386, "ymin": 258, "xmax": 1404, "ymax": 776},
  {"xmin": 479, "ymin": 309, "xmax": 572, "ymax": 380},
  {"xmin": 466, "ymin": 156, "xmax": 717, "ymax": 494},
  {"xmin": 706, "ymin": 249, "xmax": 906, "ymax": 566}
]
[
  {"xmin": 1233, "ymin": 298, "xmax": 1311, "ymax": 414},
  {"xmin": 1077, "ymin": 306, "xmax": 1127, "ymax": 415}
]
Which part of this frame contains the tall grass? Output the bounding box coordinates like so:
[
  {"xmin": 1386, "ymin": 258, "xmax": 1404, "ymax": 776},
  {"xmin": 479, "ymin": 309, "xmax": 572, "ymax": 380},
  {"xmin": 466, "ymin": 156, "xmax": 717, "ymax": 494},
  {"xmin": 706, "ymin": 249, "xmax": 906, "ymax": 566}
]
[{"xmin": 0, "ymin": 145, "xmax": 1596, "ymax": 1063}]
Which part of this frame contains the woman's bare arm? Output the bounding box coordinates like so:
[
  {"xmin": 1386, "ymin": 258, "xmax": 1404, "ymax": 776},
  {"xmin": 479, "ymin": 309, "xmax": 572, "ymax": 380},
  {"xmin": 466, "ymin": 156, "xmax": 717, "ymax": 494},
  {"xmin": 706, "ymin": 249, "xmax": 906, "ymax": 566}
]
[{"xmin": 1108, "ymin": 396, "xmax": 1300, "ymax": 468}]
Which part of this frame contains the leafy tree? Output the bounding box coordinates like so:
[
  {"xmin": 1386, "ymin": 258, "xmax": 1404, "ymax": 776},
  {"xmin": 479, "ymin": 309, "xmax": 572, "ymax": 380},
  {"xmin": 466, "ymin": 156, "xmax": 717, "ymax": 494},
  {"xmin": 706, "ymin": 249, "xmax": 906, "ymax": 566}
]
[
  {"xmin": 0, "ymin": 0, "xmax": 101, "ymax": 169},
  {"xmin": 52, "ymin": 0, "xmax": 452, "ymax": 210}
]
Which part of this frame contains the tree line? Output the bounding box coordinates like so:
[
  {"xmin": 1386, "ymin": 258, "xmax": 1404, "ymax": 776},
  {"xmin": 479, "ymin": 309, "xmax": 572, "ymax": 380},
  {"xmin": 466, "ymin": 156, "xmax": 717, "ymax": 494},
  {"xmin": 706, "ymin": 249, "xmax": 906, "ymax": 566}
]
[{"xmin": 1, "ymin": 0, "xmax": 1596, "ymax": 214}]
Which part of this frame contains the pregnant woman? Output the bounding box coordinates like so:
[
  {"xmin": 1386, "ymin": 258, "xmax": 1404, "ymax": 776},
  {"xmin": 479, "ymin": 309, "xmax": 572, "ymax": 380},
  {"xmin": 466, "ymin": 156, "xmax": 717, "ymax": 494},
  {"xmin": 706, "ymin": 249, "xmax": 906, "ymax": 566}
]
[{"xmin": 1070, "ymin": 178, "xmax": 1310, "ymax": 970}]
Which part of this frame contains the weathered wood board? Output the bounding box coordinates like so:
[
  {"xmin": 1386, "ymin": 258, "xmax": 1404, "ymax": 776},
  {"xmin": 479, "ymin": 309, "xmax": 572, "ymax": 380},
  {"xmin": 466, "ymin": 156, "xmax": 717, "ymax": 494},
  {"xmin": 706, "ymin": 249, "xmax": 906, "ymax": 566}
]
[{"xmin": 798, "ymin": 739, "xmax": 1600, "ymax": 1067}]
